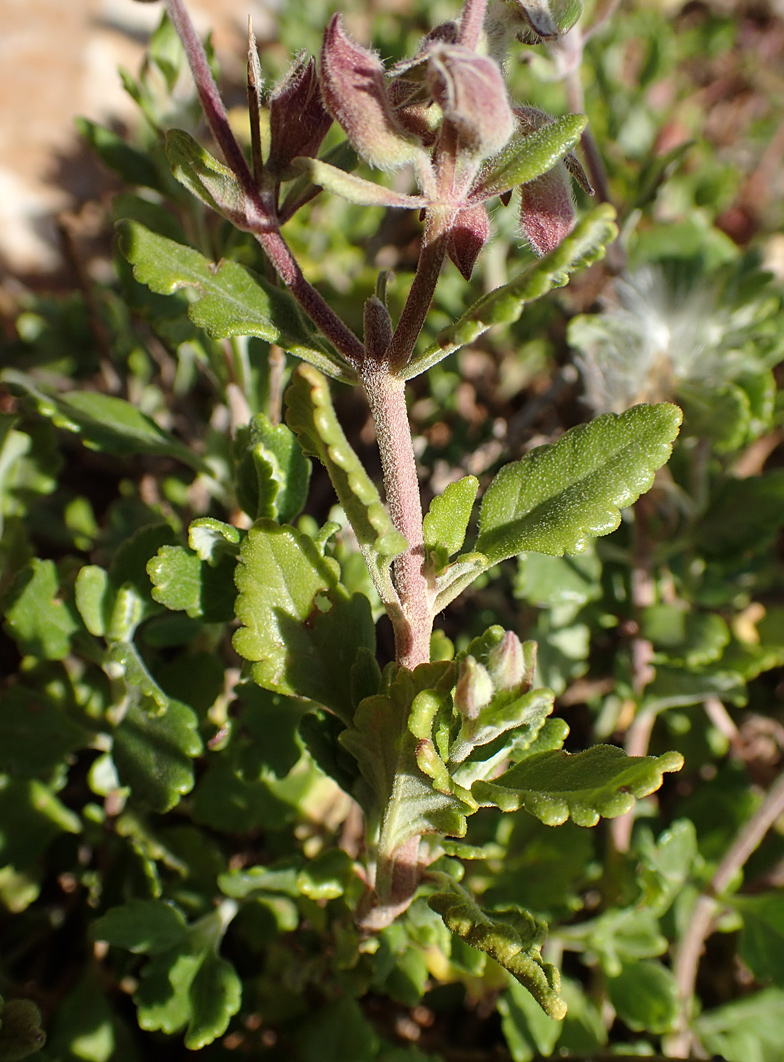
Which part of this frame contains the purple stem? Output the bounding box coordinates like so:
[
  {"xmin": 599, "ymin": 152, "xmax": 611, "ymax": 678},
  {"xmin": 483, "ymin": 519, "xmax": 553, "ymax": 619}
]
[
  {"xmin": 164, "ymin": 0, "xmax": 366, "ymax": 370},
  {"xmin": 362, "ymin": 366, "xmax": 431, "ymax": 670},
  {"xmin": 458, "ymin": 0, "xmax": 489, "ymax": 50}
]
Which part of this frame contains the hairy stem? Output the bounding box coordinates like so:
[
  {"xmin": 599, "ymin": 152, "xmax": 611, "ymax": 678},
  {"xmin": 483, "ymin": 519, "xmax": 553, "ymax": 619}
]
[
  {"xmin": 666, "ymin": 769, "xmax": 784, "ymax": 1057},
  {"xmin": 458, "ymin": 0, "xmax": 489, "ymax": 49},
  {"xmin": 387, "ymin": 213, "xmax": 450, "ymax": 374},
  {"xmin": 362, "ymin": 367, "xmax": 431, "ymax": 670}
]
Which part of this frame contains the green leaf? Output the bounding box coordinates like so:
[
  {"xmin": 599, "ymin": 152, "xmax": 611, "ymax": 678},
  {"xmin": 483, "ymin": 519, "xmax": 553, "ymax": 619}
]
[
  {"xmin": 234, "ymin": 413, "xmax": 311, "ymax": 523},
  {"xmin": 0, "ymin": 684, "xmax": 91, "ymax": 778},
  {"xmin": 606, "ymin": 959, "xmax": 679, "ymax": 1034},
  {"xmin": 91, "ymin": 899, "xmax": 188, "ymax": 955},
  {"xmin": 638, "ymin": 819, "xmax": 698, "ymax": 916},
  {"xmin": 473, "ymin": 745, "xmax": 683, "ymax": 826},
  {"xmin": 0, "ymin": 999, "xmax": 46, "ymax": 1062},
  {"xmin": 108, "ymin": 641, "xmax": 169, "ymax": 708},
  {"xmin": 565, "ymin": 907, "xmax": 668, "ymax": 978},
  {"xmin": 680, "ymin": 379, "xmax": 751, "ymax": 453},
  {"xmin": 432, "ymin": 553, "xmax": 489, "ymax": 614},
  {"xmin": 451, "ymin": 686, "xmax": 556, "ymax": 784},
  {"xmin": 2, "ymin": 558, "xmax": 79, "ymax": 660},
  {"xmin": 292, "ymin": 157, "xmax": 426, "ymax": 208},
  {"xmin": 188, "ymin": 517, "xmax": 242, "ymax": 562},
  {"xmin": 694, "ymin": 987, "xmax": 784, "ymax": 1062},
  {"xmin": 696, "ymin": 470, "xmax": 784, "ymax": 557},
  {"xmin": 0, "ymin": 778, "xmax": 81, "ymax": 869},
  {"xmin": 77, "ymin": 116, "xmax": 161, "ymax": 189},
  {"xmin": 165, "ymin": 129, "xmax": 248, "ymax": 226},
  {"xmin": 515, "ymin": 547, "xmax": 602, "ymax": 608},
  {"xmin": 233, "ymin": 520, "xmax": 374, "ymax": 722},
  {"xmin": 423, "ymin": 476, "xmax": 479, "ymax": 572},
  {"xmin": 641, "ymin": 605, "xmax": 730, "ymax": 667},
  {"xmin": 219, "ymin": 849, "xmax": 353, "ymax": 902},
  {"xmin": 642, "ymin": 665, "xmax": 747, "ymax": 712},
  {"xmin": 733, "ymin": 893, "xmax": 784, "ymax": 985},
  {"xmin": 2, "ymin": 369, "xmax": 205, "ymax": 470},
  {"xmin": 428, "ymin": 883, "xmax": 566, "ymax": 1019},
  {"xmin": 298, "ymin": 710, "xmax": 360, "ymax": 795},
  {"xmin": 285, "ymin": 365, "xmax": 407, "ymax": 599},
  {"xmin": 147, "ymin": 544, "xmax": 236, "ymax": 623},
  {"xmin": 132, "ymin": 903, "xmax": 241, "ymax": 1049},
  {"xmin": 404, "ymin": 205, "xmax": 618, "ymax": 378},
  {"xmin": 183, "ymin": 953, "xmax": 242, "ymax": 1050},
  {"xmin": 499, "ymin": 977, "xmax": 562, "ymax": 1062},
  {"xmin": 75, "ymin": 565, "xmax": 112, "ymax": 638},
  {"xmin": 117, "ymin": 221, "xmax": 356, "ymax": 383},
  {"xmin": 191, "ymin": 752, "xmax": 294, "ymax": 833},
  {"xmin": 474, "ymin": 114, "xmax": 587, "ymax": 200},
  {"xmin": 475, "ymin": 403, "xmax": 682, "ymax": 564},
  {"xmin": 112, "ymin": 698, "xmax": 202, "ymax": 813}
]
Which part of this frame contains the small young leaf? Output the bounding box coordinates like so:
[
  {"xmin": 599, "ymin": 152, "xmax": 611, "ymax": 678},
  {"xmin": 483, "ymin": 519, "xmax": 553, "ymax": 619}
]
[
  {"xmin": 475, "ymin": 403, "xmax": 682, "ymax": 563},
  {"xmin": 77, "ymin": 116, "xmax": 161, "ymax": 190},
  {"xmin": 165, "ymin": 129, "xmax": 249, "ymax": 227},
  {"xmin": 188, "ymin": 518, "xmax": 242, "ymax": 561},
  {"xmin": 292, "ymin": 157, "xmax": 426, "ymax": 208},
  {"xmin": 112, "ymin": 698, "xmax": 203, "ymax": 813},
  {"xmin": 733, "ymin": 893, "xmax": 784, "ymax": 985},
  {"xmin": 133, "ymin": 904, "xmax": 241, "ymax": 1049},
  {"xmin": 432, "ymin": 552, "xmax": 489, "ymax": 614},
  {"xmin": 473, "ymin": 114, "xmax": 586, "ymax": 201},
  {"xmin": 118, "ymin": 221, "xmax": 356, "ymax": 383},
  {"xmin": 74, "ymin": 565, "xmax": 112, "ymax": 638},
  {"xmin": 606, "ymin": 959, "xmax": 679, "ymax": 1034},
  {"xmin": 0, "ymin": 779, "xmax": 81, "ymax": 870},
  {"xmin": 428, "ymin": 883, "xmax": 566, "ymax": 1019},
  {"xmin": 2, "ymin": 558, "xmax": 79, "ymax": 660},
  {"xmin": 234, "ymin": 413, "xmax": 311, "ymax": 524},
  {"xmin": 341, "ymin": 662, "xmax": 474, "ymax": 853},
  {"xmin": 404, "ymin": 204, "xmax": 617, "ymax": 378},
  {"xmin": 183, "ymin": 953, "xmax": 242, "ymax": 1050},
  {"xmin": 424, "ymin": 476, "xmax": 479, "ymax": 571},
  {"xmin": 473, "ymin": 745, "xmax": 683, "ymax": 826},
  {"xmin": 233, "ymin": 520, "xmax": 374, "ymax": 723},
  {"xmin": 91, "ymin": 899, "xmax": 188, "ymax": 955},
  {"xmin": 285, "ymin": 364, "xmax": 407, "ymax": 597},
  {"xmin": 147, "ymin": 544, "xmax": 236, "ymax": 622},
  {"xmin": 107, "ymin": 641, "xmax": 169, "ymax": 708}
]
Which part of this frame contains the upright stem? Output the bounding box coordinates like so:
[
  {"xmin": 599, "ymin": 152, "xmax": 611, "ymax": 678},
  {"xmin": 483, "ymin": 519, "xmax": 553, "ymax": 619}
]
[
  {"xmin": 387, "ymin": 213, "xmax": 450, "ymax": 374},
  {"xmin": 458, "ymin": 0, "xmax": 489, "ymax": 50},
  {"xmin": 362, "ymin": 366, "xmax": 431, "ymax": 670}
]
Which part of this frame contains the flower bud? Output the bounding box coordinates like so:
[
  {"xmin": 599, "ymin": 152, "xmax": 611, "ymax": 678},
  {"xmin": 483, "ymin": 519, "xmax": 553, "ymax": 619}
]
[
  {"xmin": 454, "ymin": 657, "xmax": 494, "ymax": 719},
  {"xmin": 520, "ymin": 160, "xmax": 576, "ymax": 255},
  {"xmin": 427, "ymin": 44, "xmax": 514, "ymax": 159},
  {"xmin": 486, "ymin": 631, "xmax": 532, "ymax": 692},
  {"xmin": 494, "ymin": 0, "xmax": 582, "ymax": 45},
  {"xmin": 513, "ymin": 104, "xmax": 584, "ymax": 255},
  {"xmin": 320, "ymin": 15, "xmax": 423, "ymax": 171},
  {"xmin": 267, "ymin": 54, "xmax": 333, "ymax": 178},
  {"xmin": 448, "ymin": 203, "xmax": 490, "ymax": 280}
]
